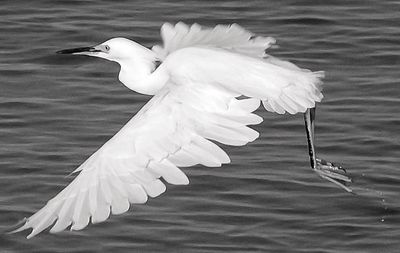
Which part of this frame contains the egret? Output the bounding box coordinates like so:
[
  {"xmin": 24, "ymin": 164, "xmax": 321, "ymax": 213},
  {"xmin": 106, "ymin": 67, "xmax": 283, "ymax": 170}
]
[{"xmin": 13, "ymin": 22, "xmax": 352, "ymax": 238}]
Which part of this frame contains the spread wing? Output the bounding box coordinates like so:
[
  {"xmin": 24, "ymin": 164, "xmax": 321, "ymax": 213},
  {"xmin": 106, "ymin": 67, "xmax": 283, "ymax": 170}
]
[
  {"xmin": 152, "ymin": 22, "xmax": 276, "ymax": 60},
  {"xmin": 153, "ymin": 22, "xmax": 324, "ymax": 115},
  {"xmin": 13, "ymin": 80, "xmax": 263, "ymax": 238}
]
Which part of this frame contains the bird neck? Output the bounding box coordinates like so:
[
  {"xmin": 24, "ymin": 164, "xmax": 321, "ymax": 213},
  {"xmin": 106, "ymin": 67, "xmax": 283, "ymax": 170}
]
[{"xmin": 118, "ymin": 48, "xmax": 168, "ymax": 95}]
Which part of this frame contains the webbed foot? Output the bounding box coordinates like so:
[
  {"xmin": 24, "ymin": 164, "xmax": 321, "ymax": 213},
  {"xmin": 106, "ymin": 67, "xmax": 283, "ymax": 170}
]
[{"xmin": 314, "ymin": 158, "xmax": 353, "ymax": 193}]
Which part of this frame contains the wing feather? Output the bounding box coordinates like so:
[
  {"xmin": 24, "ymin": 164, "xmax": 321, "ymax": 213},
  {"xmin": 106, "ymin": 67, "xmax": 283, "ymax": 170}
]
[
  {"xmin": 153, "ymin": 22, "xmax": 276, "ymax": 60},
  {"xmin": 15, "ymin": 81, "xmax": 264, "ymax": 238},
  {"xmin": 165, "ymin": 46, "xmax": 324, "ymax": 115}
]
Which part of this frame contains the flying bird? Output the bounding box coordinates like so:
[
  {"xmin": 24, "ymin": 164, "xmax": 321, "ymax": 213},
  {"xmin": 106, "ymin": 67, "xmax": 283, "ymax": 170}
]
[{"xmin": 13, "ymin": 22, "xmax": 352, "ymax": 238}]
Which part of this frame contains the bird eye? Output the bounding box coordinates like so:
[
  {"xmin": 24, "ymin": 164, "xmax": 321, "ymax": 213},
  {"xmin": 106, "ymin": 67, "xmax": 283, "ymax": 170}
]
[{"xmin": 105, "ymin": 45, "xmax": 110, "ymax": 51}]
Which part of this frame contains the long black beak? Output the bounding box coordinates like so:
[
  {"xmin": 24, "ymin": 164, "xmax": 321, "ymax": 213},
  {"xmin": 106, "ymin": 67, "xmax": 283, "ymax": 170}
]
[{"xmin": 56, "ymin": 47, "xmax": 101, "ymax": 54}]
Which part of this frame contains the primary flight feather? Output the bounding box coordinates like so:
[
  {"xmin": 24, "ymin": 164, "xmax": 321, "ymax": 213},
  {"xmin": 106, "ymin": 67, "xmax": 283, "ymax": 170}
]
[{"xmin": 13, "ymin": 22, "xmax": 351, "ymax": 239}]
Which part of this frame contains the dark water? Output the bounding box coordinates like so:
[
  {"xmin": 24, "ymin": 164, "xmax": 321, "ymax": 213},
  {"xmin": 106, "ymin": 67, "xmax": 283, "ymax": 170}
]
[{"xmin": 1, "ymin": 0, "xmax": 399, "ymax": 252}]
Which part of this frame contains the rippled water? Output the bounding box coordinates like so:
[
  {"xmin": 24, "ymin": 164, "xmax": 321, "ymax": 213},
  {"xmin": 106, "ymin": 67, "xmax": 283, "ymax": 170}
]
[{"xmin": 1, "ymin": 0, "xmax": 399, "ymax": 252}]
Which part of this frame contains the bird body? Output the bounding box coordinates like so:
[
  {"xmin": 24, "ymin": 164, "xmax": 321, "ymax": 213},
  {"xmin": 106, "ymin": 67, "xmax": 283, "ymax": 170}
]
[{"xmin": 13, "ymin": 22, "xmax": 342, "ymax": 239}]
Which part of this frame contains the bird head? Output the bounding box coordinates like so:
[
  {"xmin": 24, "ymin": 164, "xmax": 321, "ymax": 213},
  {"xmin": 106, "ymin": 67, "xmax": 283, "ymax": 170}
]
[
  {"xmin": 57, "ymin": 37, "xmax": 163, "ymax": 95},
  {"xmin": 57, "ymin": 37, "xmax": 153, "ymax": 63}
]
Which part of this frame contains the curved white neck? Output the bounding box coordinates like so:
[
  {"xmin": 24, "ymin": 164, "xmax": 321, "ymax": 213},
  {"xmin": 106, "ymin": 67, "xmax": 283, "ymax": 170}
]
[{"xmin": 117, "ymin": 49, "xmax": 168, "ymax": 95}]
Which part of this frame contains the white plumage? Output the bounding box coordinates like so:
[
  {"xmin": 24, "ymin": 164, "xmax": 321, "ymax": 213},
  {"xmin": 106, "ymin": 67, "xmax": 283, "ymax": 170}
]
[{"xmin": 14, "ymin": 22, "xmax": 324, "ymax": 238}]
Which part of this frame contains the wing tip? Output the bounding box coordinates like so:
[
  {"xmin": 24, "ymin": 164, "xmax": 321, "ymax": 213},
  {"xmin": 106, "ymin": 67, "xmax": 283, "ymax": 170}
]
[{"xmin": 7, "ymin": 217, "xmax": 32, "ymax": 237}]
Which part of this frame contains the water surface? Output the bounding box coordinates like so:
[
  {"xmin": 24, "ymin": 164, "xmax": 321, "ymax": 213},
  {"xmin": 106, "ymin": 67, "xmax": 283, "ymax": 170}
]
[{"xmin": 1, "ymin": 0, "xmax": 399, "ymax": 252}]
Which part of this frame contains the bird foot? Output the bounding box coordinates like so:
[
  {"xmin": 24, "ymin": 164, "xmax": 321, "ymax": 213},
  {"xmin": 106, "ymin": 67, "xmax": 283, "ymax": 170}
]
[{"xmin": 314, "ymin": 158, "xmax": 353, "ymax": 193}]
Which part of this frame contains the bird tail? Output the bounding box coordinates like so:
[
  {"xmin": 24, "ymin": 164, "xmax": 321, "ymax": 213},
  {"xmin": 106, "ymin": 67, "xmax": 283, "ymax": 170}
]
[{"xmin": 261, "ymin": 67, "xmax": 324, "ymax": 114}]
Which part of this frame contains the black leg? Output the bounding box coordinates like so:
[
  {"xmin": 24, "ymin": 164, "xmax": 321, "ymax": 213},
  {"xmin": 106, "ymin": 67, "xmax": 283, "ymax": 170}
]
[
  {"xmin": 304, "ymin": 107, "xmax": 316, "ymax": 169},
  {"xmin": 303, "ymin": 106, "xmax": 353, "ymax": 192}
]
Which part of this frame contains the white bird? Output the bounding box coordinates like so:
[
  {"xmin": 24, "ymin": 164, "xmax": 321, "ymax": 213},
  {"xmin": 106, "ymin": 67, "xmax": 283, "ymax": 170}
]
[{"xmin": 13, "ymin": 22, "xmax": 352, "ymax": 238}]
